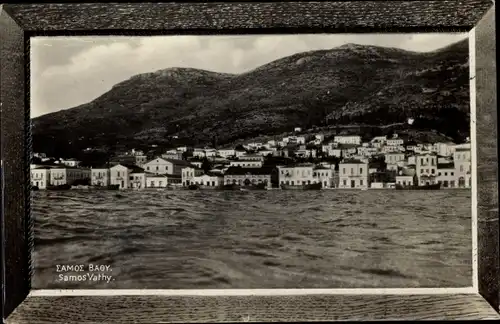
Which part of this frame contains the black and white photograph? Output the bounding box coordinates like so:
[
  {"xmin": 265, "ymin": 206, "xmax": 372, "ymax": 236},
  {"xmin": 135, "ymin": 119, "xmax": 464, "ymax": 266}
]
[{"xmin": 30, "ymin": 33, "xmax": 473, "ymax": 289}]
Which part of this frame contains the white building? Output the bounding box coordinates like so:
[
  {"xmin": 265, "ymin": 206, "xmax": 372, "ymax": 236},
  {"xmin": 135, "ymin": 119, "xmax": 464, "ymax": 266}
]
[
  {"xmin": 357, "ymin": 146, "xmax": 378, "ymax": 157},
  {"xmin": 143, "ymin": 158, "xmax": 193, "ymax": 176},
  {"xmin": 283, "ymin": 136, "xmax": 306, "ymax": 145},
  {"xmin": 384, "ymin": 152, "xmax": 405, "ymax": 164},
  {"xmin": 60, "ymin": 158, "xmax": 81, "ymax": 167},
  {"xmin": 31, "ymin": 167, "xmax": 51, "ymax": 189},
  {"xmin": 313, "ymin": 166, "xmax": 335, "ymax": 188},
  {"xmin": 191, "ymin": 174, "xmax": 224, "ymax": 187},
  {"xmin": 453, "ymin": 148, "xmax": 471, "ymax": 188},
  {"xmin": 278, "ymin": 165, "xmax": 315, "ymax": 186},
  {"xmin": 437, "ymin": 162, "xmax": 457, "ymax": 188},
  {"xmin": 338, "ymin": 159, "xmax": 369, "ymax": 189},
  {"xmin": 109, "ymin": 164, "xmax": 143, "ymax": 189},
  {"xmin": 146, "ymin": 175, "xmax": 169, "ymax": 188},
  {"xmin": 334, "ymin": 135, "xmax": 361, "ymax": 145},
  {"xmin": 91, "ymin": 168, "xmax": 110, "ymax": 187},
  {"xmin": 145, "ymin": 174, "xmax": 181, "ymax": 187},
  {"xmin": 386, "ymin": 134, "xmax": 404, "ymax": 146},
  {"xmin": 217, "ymin": 149, "xmax": 236, "ymax": 158},
  {"xmin": 229, "ymin": 160, "xmax": 263, "ymax": 168},
  {"xmin": 181, "ymin": 167, "xmax": 204, "ymax": 186},
  {"xmin": 415, "ymin": 153, "xmax": 438, "ymax": 185},
  {"xmin": 433, "ymin": 142, "xmax": 456, "ymax": 157},
  {"xmin": 50, "ymin": 167, "xmax": 91, "ymax": 186},
  {"xmin": 129, "ymin": 171, "xmax": 147, "ymax": 189}
]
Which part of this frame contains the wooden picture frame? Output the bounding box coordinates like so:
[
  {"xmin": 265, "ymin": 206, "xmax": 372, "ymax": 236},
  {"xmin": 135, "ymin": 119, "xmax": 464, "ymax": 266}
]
[{"xmin": 1, "ymin": 1, "xmax": 497, "ymax": 322}]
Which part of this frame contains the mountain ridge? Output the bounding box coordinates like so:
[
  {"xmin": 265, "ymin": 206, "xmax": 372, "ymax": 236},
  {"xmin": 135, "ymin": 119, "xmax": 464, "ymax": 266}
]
[{"xmin": 32, "ymin": 39, "xmax": 470, "ymax": 158}]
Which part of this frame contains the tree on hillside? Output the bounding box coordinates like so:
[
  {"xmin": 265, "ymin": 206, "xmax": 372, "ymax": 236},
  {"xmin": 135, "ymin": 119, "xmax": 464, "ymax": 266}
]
[{"xmin": 201, "ymin": 157, "xmax": 212, "ymax": 173}]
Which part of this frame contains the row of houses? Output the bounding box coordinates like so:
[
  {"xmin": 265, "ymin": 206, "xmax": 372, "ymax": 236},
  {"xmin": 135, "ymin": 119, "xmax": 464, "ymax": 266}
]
[{"xmin": 31, "ymin": 147, "xmax": 472, "ymax": 190}]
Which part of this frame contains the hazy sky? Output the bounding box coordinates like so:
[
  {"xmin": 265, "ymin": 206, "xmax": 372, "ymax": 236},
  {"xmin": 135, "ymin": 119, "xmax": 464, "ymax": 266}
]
[{"xmin": 30, "ymin": 33, "xmax": 468, "ymax": 118}]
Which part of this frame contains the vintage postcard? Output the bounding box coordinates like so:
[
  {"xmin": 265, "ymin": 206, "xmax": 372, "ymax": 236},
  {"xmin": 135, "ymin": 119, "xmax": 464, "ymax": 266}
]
[{"xmin": 30, "ymin": 33, "xmax": 472, "ymax": 289}]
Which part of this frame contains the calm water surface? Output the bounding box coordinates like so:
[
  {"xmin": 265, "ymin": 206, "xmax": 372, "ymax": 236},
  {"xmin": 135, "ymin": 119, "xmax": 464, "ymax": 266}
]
[{"xmin": 33, "ymin": 190, "xmax": 472, "ymax": 289}]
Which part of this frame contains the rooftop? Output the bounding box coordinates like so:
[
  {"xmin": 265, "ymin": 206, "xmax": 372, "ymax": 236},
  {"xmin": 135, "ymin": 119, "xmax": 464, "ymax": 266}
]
[
  {"xmin": 225, "ymin": 166, "xmax": 274, "ymax": 176},
  {"xmin": 341, "ymin": 159, "xmax": 366, "ymax": 164},
  {"xmin": 438, "ymin": 163, "xmax": 455, "ymax": 169}
]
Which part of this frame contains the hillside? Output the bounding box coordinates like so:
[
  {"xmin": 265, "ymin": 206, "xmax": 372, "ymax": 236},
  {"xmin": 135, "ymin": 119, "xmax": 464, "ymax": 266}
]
[{"xmin": 32, "ymin": 38, "xmax": 470, "ymax": 158}]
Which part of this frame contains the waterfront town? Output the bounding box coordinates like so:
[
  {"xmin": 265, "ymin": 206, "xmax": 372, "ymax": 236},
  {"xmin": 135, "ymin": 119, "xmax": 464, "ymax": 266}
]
[{"xmin": 31, "ymin": 129, "xmax": 472, "ymax": 190}]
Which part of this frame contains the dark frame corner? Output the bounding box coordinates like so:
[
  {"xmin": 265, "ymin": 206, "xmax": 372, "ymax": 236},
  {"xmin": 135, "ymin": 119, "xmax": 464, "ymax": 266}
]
[{"xmin": 1, "ymin": 1, "xmax": 497, "ymax": 323}]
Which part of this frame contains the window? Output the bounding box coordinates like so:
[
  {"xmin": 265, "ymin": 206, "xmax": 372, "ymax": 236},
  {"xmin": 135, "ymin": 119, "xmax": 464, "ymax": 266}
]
[
  {"xmin": 343, "ymin": 180, "xmax": 347, "ymax": 186},
  {"xmin": 438, "ymin": 172, "xmax": 442, "ymax": 176},
  {"xmin": 150, "ymin": 181, "xmax": 154, "ymax": 186},
  {"xmin": 343, "ymin": 168, "xmax": 346, "ymax": 174},
  {"xmin": 451, "ymin": 172, "xmax": 454, "ymax": 176},
  {"xmin": 117, "ymin": 171, "xmax": 120, "ymax": 177},
  {"xmin": 156, "ymin": 166, "xmax": 159, "ymax": 171},
  {"xmin": 291, "ymin": 181, "xmax": 295, "ymax": 185},
  {"xmin": 360, "ymin": 168, "xmax": 363, "ymax": 174},
  {"xmin": 360, "ymin": 180, "xmax": 363, "ymax": 186},
  {"xmin": 445, "ymin": 172, "xmax": 448, "ymax": 176},
  {"xmin": 147, "ymin": 166, "xmax": 150, "ymax": 171},
  {"xmin": 431, "ymin": 169, "xmax": 435, "ymax": 174},
  {"xmin": 421, "ymin": 158, "xmax": 424, "ymax": 164},
  {"xmin": 159, "ymin": 181, "xmax": 163, "ymax": 186},
  {"xmin": 460, "ymin": 165, "xmax": 463, "ymax": 172},
  {"xmin": 350, "ymin": 168, "xmax": 354, "ymax": 175},
  {"xmin": 420, "ymin": 169, "xmax": 424, "ymax": 174}
]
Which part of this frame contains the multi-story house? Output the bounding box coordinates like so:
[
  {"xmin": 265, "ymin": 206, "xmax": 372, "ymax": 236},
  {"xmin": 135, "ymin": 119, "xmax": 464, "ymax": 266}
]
[
  {"xmin": 224, "ymin": 167, "xmax": 273, "ymax": 188},
  {"xmin": 283, "ymin": 136, "xmax": 306, "ymax": 145},
  {"xmin": 129, "ymin": 171, "xmax": 147, "ymax": 189},
  {"xmin": 415, "ymin": 152, "xmax": 438, "ymax": 185},
  {"xmin": 384, "ymin": 152, "xmax": 405, "ymax": 164},
  {"xmin": 91, "ymin": 167, "xmax": 110, "ymax": 187},
  {"xmin": 31, "ymin": 167, "xmax": 52, "ymax": 189},
  {"xmin": 334, "ymin": 135, "xmax": 362, "ymax": 145},
  {"xmin": 181, "ymin": 167, "xmax": 204, "ymax": 186},
  {"xmin": 386, "ymin": 134, "xmax": 404, "ymax": 147},
  {"xmin": 357, "ymin": 146, "xmax": 378, "ymax": 158},
  {"xmin": 238, "ymin": 155, "xmax": 264, "ymax": 161},
  {"xmin": 453, "ymin": 148, "xmax": 471, "ymax": 188},
  {"xmin": 50, "ymin": 167, "xmax": 91, "ymax": 186},
  {"xmin": 437, "ymin": 162, "xmax": 456, "ymax": 188},
  {"xmin": 217, "ymin": 149, "xmax": 236, "ymax": 158},
  {"xmin": 60, "ymin": 158, "xmax": 81, "ymax": 167},
  {"xmin": 109, "ymin": 164, "xmax": 144, "ymax": 189},
  {"xmin": 229, "ymin": 160, "xmax": 263, "ymax": 168},
  {"xmin": 433, "ymin": 142, "xmax": 456, "ymax": 157},
  {"xmin": 313, "ymin": 166, "xmax": 334, "ymax": 188},
  {"xmin": 204, "ymin": 148, "xmax": 217, "ymax": 158},
  {"xmin": 338, "ymin": 159, "xmax": 369, "ymax": 189},
  {"xmin": 143, "ymin": 158, "xmax": 193, "ymax": 176},
  {"xmin": 278, "ymin": 164, "xmax": 315, "ymax": 186},
  {"xmin": 161, "ymin": 150, "xmax": 183, "ymax": 160}
]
